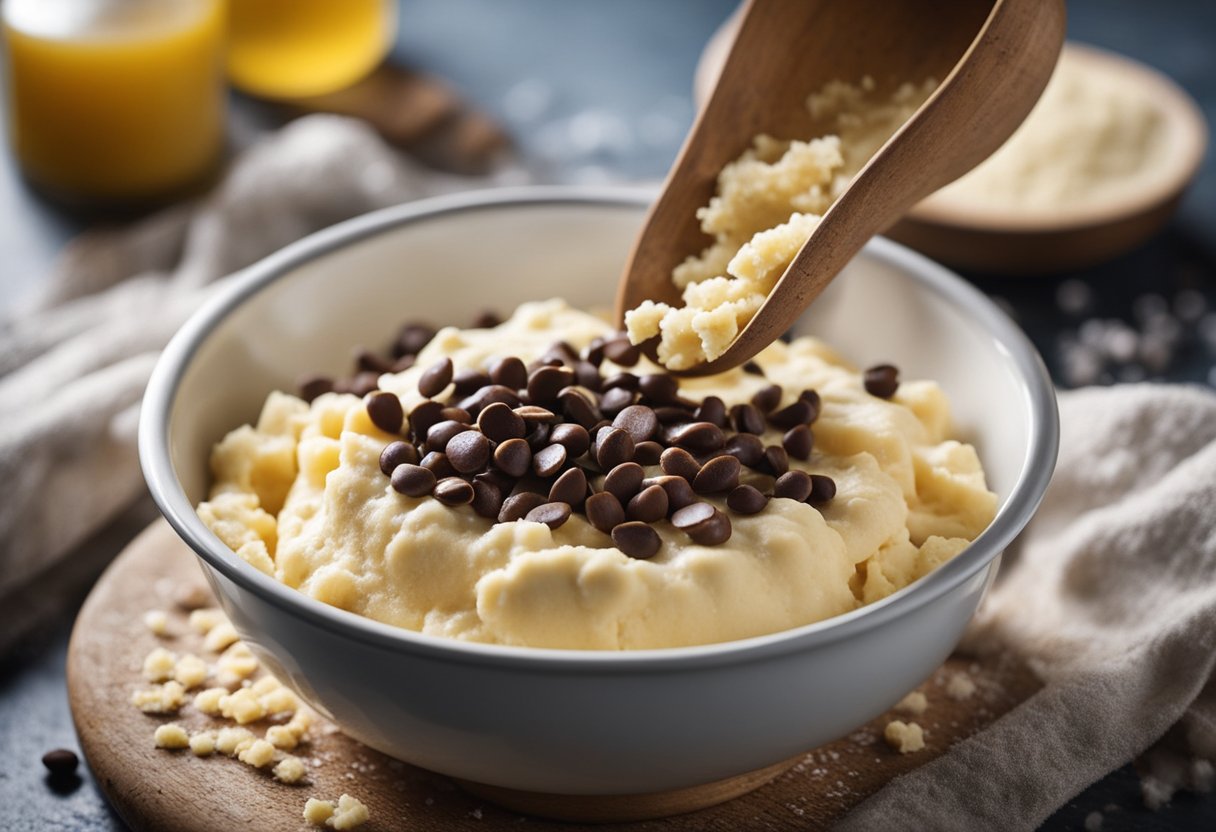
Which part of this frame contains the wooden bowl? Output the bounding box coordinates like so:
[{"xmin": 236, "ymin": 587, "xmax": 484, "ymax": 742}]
[
  {"xmin": 887, "ymin": 43, "xmax": 1208, "ymax": 274},
  {"xmin": 693, "ymin": 30, "xmax": 1208, "ymax": 276}
]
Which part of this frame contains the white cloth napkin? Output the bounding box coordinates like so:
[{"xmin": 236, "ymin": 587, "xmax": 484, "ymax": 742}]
[
  {"xmin": 3, "ymin": 113, "xmax": 1213, "ymax": 826},
  {"xmin": 0, "ymin": 115, "xmax": 486, "ymax": 653},
  {"xmin": 841, "ymin": 383, "xmax": 1216, "ymax": 830}
]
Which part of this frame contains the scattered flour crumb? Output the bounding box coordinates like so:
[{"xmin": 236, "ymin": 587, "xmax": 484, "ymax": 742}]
[
  {"xmin": 189, "ymin": 730, "xmax": 216, "ymax": 757},
  {"xmin": 131, "ymin": 681, "xmax": 186, "ymax": 714},
  {"xmin": 274, "ymin": 755, "xmax": 308, "ymax": 784},
  {"xmin": 1140, "ymin": 775, "xmax": 1174, "ymax": 810},
  {"xmin": 203, "ymin": 621, "xmax": 240, "ymax": 653},
  {"xmin": 1084, "ymin": 810, "xmax": 1103, "ymax": 831},
  {"xmin": 894, "ymin": 691, "xmax": 928, "ymax": 715},
  {"xmin": 945, "ymin": 672, "xmax": 977, "ymax": 701},
  {"xmin": 188, "ymin": 608, "xmax": 225, "ymax": 635},
  {"xmin": 302, "ymin": 794, "xmax": 369, "ymax": 830},
  {"xmin": 193, "ymin": 687, "xmax": 227, "ymax": 715},
  {"xmin": 883, "ymin": 720, "xmax": 926, "ymax": 754},
  {"xmin": 153, "ymin": 723, "xmax": 190, "ymax": 749},
  {"xmin": 141, "ymin": 647, "xmax": 178, "ymax": 682},
  {"xmin": 143, "ymin": 610, "xmax": 171, "ymax": 637},
  {"xmin": 174, "ymin": 654, "xmax": 208, "ymax": 690},
  {"xmin": 238, "ymin": 738, "xmax": 277, "ymax": 768}
]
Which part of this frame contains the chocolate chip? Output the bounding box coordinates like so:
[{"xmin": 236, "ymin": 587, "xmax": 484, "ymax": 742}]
[
  {"xmin": 525, "ymin": 501, "xmax": 572, "ymax": 529},
  {"xmin": 667, "ymin": 421, "xmax": 725, "ymax": 454},
  {"xmin": 446, "ymin": 431, "xmax": 491, "ymax": 474},
  {"xmin": 434, "ymin": 477, "xmax": 475, "ymax": 506},
  {"xmin": 394, "ymin": 323, "xmax": 435, "ymax": 357},
  {"xmin": 558, "ymin": 387, "xmax": 601, "ymax": 429},
  {"xmin": 627, "ymin": 484, "xmax": 669, "ymax": 523},
  {"xmin": 751, "ymin": 384, "xmax": 783, "ymax": 413},
  {"xmin": 654, "ymin": 405, "xmax": 694, "ymax": 424},
  {"xmin": 452, "ymin": 369, "xmax": 491, "ymax": 397},
  {"xmin": 864, "ymin": 365, "xmax": 899, "ymax": 398},
  {"xmin": 545, "ymin": 340, "xmax": 580, "ymax": 365},
  {"xmin": 692, "ymin": 454, "xmax": 741, "ymax": 494},
  {"xmin": 595, "ymin": 427, "xmax": 635, "ymax": 470},
  {"xmin": 660, "ymin": 447, "xmax": 701, "ymax": 480},
  {"xmin": 475, "ymin": 468, "xmax": 513, "ymax": 490},
  {"xmin": 585, "ymin": 491, "xmax": 625, "ymax": 533},
  {"xmin": 493, "ymin": 438, "xmax": 532, "ymax": 477},
  {"xmin": 613, "ymin": 405, "xmax": 659, "ymax": 443},
  {"xmin": 639, "ymin": 374, "xmax": 679, "ymax": 404},
  {"xmin": 535, "ymin": 425, "xmax": 580, "ymax": 460},
  {"xmin": 426, "ymin": 419, "xmax": 468, "ymax": 453},
  {"xmin": 527, "ymin": 366, "xmax": 576, "ymax": 405},
  {"xmin": 498, "ymin": 492, "xmax": 547, "ymax": 522},
  {"xmin": 477, "ymin": 402, "xmax": 526, "ymax": 442},
  {"xmin": 684, "ymin": 507, "xmax": 731, "ymax": 545},
  {"xmin": 599, "ymin": 386, "xmax": 637, "ymax": 415},
  {"xmin": 633, "ymin": 440, "xmax": 663, "ymax": 465},
  {"xmin": 549, "ymin": 467, "xmax": 588, "ymax": 508},
  {"xmin": 612, "ymin": 521, "xmax": 661, "ymax": 558},
  {"xmin": 379, "ymin": 441, "xmax": 419, "ymax": 476},
  {"xmin": 671, "ymin": 501, "xmax": 715, "ymax": 530},
  {"xmin": 440, "ymin": 406, "xmax": 472, "ymax": 424},
  {"xmin": 490, "ymin": 356, "xmax": 528, "ymax": 390},
  {"xmin": 583, "ymin": 337, "xmax": 607, "ymax": 366},
  {"xmin": 808, "ymin": 474, "xmax": 837, "ymax": 505},
  {"xmin": 769, "ymin": 399, "xmax": 815, "ymax": 429},
  {"xmin": 604, "ymin": 461, "xmax": 645, "ymax": 503},
  {"xmin": 347, "ymin": 371, "xmax": 380, "ymax": 396},
  {"xmin": 575, "ymin": 361, "xmax": 603, "ymax": 392},
  {"xmin": 603, "ymin": 336, "xmax": 641, "ymax": 367},
  {"xmin": 418, "ymin": 357, "xmax": 454, "ymax": 398},
  {"xmin": 525, "ymin": 422, "xmax": 552, "ymax": 451},
  {"xmin": 457, "ymin": 384, "xmax": 521, "ymax": 415},
  {"xmin": 391, "ymin": 464, "xmax": 436, "ymax": 497},
  {"xmin": 764, "ymin": 445, "xmax": 789, "ymax": 477},
  {"xmin": 800, "ymin": 389, "xmax": 822, "ymax": 421},
  {"xmin": 730, "ymin": 403, "xmax": 766, "ymax": 435},
  {"xmin": 514, "ymin": 405, "xmax": 559, "ymax": 424},
  {"xmin": 420, "ymin": 451, "xmax": 457, "ymax": 480},
  {"xmin": 783, "ymin": 424, "xmax": 813, "ymax": 460},
  {"xmin": 473, "ymin": 310, "xmax": 503, "ymax": 329},
  {"xmin": 774, "ymin": 470, "xmax": 813, "ymax": 501},
  {"xmin": 602, "ymin": 372, "xmax": 639, "ymax": 392},
  {"xmin": 298, "ymin": 375, "xmax": 334, "ymax": 403},
  {"xmin": 723, "ymin": 433, "xmax": 765, "ymax": 468},
  {"xmin": 742, "ymin": 360, "xmax": 765, "ymax": 376},
  {"xmin": 471, "ymin": 479, "xmax": 505, "ymax": 519},
  {"xmin": 694, "ymin": 396, "xmax": 727, "ymax": 428},
  {"xmin": 727, "ymin": 484, "xmax": 768, "ymax": 514},
  {"xmin": 533, "ymin": 443, "xmax": 568, "ymax": 477},
  {"xmin": 355, "ymin": 349, "xmax": 393, "ymax": 374},
  {"xmin": 654, "ymin": 475, "xmax": 696, "ymax": 513},
  {"xmin": 42, "ymin": 749, "xmax": 78, "ymax": 777},
  {"xmin": 408, "ymin": 400, "xmax": 445, "ymax": 440}
]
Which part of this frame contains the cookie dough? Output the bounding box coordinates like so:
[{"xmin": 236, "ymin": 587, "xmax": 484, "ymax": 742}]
[
  {"xmin": 625, "ymin": 78, "xmax": 936, "ymax": 370},
  {"xmin": 198, "ymin": 299, "xmax": 995, "ymax": 650}
]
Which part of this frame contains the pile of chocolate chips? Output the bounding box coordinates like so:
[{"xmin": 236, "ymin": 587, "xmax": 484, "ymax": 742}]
[{"xmin": 362, "ymin": 331, "xmax": 904, "ymax": 560}]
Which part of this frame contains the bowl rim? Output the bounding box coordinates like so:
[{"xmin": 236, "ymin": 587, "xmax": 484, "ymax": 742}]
[{"xmin": 140, "ymin": 185, "xmax": 1059, "ymax": 672}]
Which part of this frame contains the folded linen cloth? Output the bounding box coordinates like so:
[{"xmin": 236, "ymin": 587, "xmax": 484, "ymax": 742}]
[
  {"xmin": 0, "ymin": 115, "xmax": 488, "ymax": 654},
  {"xmin": 841, "ymin": 383, "xmax": 1216, "ymax": 830}
]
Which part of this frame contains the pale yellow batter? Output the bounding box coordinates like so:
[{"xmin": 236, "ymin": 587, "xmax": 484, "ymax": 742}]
[{"xmin": 198, "ymin": 300, "xmax": 996, "ymax": 650}]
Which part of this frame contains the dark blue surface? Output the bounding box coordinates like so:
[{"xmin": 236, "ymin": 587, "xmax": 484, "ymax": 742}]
[{"xmin": 1, "ymin": 1, "xmax": 1213, "ymax": 829}]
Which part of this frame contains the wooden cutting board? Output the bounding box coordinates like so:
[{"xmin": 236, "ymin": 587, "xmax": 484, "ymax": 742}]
[{"xmin": 67, "ymin": 521, "xmax": 1040, "ymax": 831}]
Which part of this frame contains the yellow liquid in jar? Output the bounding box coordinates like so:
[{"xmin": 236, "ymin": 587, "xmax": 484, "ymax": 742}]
[
  {"xmin": 226, "ymin": 0, "xmax": 396, "ymax": 99},
  {"xmin": 3, "ymin": 0, "xmax": 226, "ymax": 204}
]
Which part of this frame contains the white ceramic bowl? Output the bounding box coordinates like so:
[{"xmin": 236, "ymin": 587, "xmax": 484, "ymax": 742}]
[{"xmin": 140, "ymin": 187, "xmax": 1057, "ymax": 796}]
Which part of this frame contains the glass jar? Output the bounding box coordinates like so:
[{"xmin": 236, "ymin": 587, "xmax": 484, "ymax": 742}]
[
  {"xmin": 226, "ymin": 0, "xmax": 397, "ymax": 99},
  {"xmin": 2, "ymin": 0, "xmax": 227, "ymax": 208}
]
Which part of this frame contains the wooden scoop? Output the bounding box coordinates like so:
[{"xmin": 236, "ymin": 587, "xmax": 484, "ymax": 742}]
[{"xmin": 615, "ymin": 0, "xmax": 1065, "ymax": 376}]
